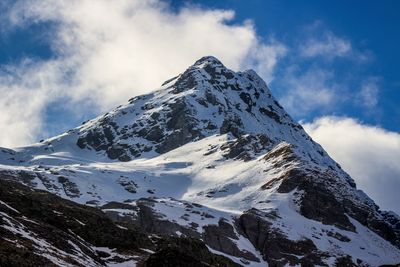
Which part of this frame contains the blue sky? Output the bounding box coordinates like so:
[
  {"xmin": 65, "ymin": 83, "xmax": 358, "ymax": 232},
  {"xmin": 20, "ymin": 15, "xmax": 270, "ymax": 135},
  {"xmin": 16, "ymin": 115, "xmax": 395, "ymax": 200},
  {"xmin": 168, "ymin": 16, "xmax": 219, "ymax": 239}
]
[{"xmin": 0, "ymin": 0, "xmax": 399, "ymax": 213}]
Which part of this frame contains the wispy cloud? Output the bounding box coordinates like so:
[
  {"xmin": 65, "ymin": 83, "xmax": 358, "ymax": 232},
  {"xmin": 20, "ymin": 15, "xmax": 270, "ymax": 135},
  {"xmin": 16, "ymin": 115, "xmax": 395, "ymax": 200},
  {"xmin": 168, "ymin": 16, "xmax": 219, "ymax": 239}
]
[
  {"xmin": 273, "ymin": 22, "xmax": 377, "ymax": 117},
  {"xmin": 356, "ymin": 77, "xmax": 380, "ymax": 108},
  {"xmin": 303, "ymin": 116, "xmax": 400, "ymax": 215},
  {"xmin": 298, "ymin": 22, "xmax": 371, "ymax": 62},
  {"xmin": 300, "ymin": 31, "xmax": 352, "ymax": 59},
  {"xmin": 0, "ymin": 0, "xmax": 286, "ymax": 147},
  {"xmin": 276, "ymin": 66, "xmax": 345, "ymax": 115},
  {"xmin": 0, "ymin": 59, "xmax": 63, "ymax": 147}
]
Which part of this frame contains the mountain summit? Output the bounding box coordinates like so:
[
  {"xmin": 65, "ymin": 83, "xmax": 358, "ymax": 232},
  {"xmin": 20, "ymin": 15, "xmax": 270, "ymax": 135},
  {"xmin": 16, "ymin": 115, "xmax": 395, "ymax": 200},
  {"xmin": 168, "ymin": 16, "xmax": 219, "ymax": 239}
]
[
  {"xmin": 0, "ymin": 57, "xmax": 399, "ymax": 266},
  {"xmin": 75, "ymin": 55, "xmax": 306, "ymax": 160}
]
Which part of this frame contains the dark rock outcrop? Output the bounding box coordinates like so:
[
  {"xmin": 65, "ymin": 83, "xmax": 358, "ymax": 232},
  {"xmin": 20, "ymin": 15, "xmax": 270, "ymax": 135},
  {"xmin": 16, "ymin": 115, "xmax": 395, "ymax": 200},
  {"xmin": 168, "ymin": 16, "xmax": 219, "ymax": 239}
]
[
  {"xmin": 236, "ymin": 209, "xmax": 328, "ymax": 266},
  {"xmin": 141, "ymin": 237, "xmax": 241, "ymax": 267},
  {"xmin": 0, "ymin": 179, "xmax": 150, "ymax": 266},
  {"xmin": 275, "ymin": 166, "xmax": 400, "ymax": 248},
  {"xmin": 0, "ymin": 179, "xmax": 240, "ymax": 267},
  {"xmin": 220, "ymin": 134, "xmax": 270, "ymax": 161},
  {"xmin": 203, "ymin": 219, "xmax": 259, "ymax": 262}
]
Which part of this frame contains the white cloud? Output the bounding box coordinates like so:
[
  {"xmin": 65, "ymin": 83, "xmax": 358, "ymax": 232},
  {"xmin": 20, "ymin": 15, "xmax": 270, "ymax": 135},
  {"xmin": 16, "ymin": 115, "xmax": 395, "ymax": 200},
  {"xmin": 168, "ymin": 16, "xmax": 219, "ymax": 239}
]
[
  {"xmin": 277, "ymin": 67, "xmax": 342, "ymax": 115},
  {"xmin": 0, "ymin": 59, "xmax": 64, "ymax": 147},
  {"xmin": 303, "ymin": 116, "xmax": 400, "ymax": 215},
  {"xmin": 357, "ymin": 77, "xmax": 380, "ymax": 108},
  {"xmin": 300, "ymin": 31, "xmax": 352, "ymax": 59},
  {"xmin": 298, "ymin": 22, "xmax": 370, "ymax": 62},
  {"xmin": 0, "ymin": 0, "xmax": 286, "ymax": 147}
]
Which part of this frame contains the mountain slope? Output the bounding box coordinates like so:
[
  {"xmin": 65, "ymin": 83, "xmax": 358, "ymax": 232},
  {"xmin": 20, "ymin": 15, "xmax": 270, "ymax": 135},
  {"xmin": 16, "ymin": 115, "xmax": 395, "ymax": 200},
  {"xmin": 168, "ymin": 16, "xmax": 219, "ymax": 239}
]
[
  {"xmin": 0, "ymin": 56, "xmax": 399, "ymax": 266},
  {"xmin": 0, "ymin": 179, "xmax": 240, "ymax": 267}
]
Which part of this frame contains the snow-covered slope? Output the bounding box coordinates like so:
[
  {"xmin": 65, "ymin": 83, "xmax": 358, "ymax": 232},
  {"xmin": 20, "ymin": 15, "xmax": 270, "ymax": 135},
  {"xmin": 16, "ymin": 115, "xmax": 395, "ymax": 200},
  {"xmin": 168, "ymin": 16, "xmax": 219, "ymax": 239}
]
[{"xmin": 1, "ymin": 56, "xmax": 399, "ymax": 266}]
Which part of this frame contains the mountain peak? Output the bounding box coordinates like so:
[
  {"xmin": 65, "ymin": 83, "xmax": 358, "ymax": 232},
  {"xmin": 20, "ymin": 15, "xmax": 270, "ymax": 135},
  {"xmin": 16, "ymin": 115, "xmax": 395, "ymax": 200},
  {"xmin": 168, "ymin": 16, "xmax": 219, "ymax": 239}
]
[
  {"xmin": 193, "ymin": 55, "xmax": 225, "ymax": 67},
  {"xmin": 50, "ymin": 58, "xmax": 310, "ymax": 161}
]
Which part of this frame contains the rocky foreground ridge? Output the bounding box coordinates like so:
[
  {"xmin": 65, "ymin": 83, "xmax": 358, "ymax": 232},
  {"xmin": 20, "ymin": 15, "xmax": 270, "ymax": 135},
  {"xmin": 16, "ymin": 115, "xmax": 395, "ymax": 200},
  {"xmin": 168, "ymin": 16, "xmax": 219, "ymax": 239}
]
[{"xmin": 0, "ymin": 56, "xmax": 399, "ymax": 266}]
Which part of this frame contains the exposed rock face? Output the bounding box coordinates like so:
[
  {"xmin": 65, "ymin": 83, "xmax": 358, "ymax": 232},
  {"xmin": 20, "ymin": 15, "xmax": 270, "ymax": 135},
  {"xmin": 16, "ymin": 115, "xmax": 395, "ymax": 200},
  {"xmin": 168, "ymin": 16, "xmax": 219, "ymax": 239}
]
[
  {"xmin": 276, "ymin": 165, "xmax": 400, "ymax": 249},
  {"xmin": 127, "ymin": 199, "xmax": 201, "ymax": 238},
  {"xmin": 141, "ymin": 237, "xmax": 241, "ymax": 267},
  {"xmin": 57, "ymin": 176, "xmax": 81, "ymax": 198},
  {"xmin": 276, "ymin": 168, "xmax": 357, "ymax": 232},
  {"xmin": 0, "ymin": 179, "xmax": 239, "ymax": 267},
  {"xmin": 220, "ymin": 134, "xmax": 270, "ymax": 161},
  {"xmin": 102, "ymin": 198, "xmax": 260, "ymax": 263},
  {"xmin": 0, "ymin": 179, "xmax": 149, "ymax": 266},
  {"xmin": 237, "ymin": 209, "xmax": 327, "ymax": 267},
  {"xmin": 204, "ymin": 219, "xmax": 260, "ymax": 262}
]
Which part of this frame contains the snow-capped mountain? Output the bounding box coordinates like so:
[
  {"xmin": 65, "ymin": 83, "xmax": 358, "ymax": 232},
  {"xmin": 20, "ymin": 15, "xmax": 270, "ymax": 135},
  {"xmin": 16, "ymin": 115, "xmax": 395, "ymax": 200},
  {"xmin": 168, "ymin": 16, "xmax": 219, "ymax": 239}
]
[{"xmin": 0, "ymin": 56, "xmax": 399, "ymax": 266}]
